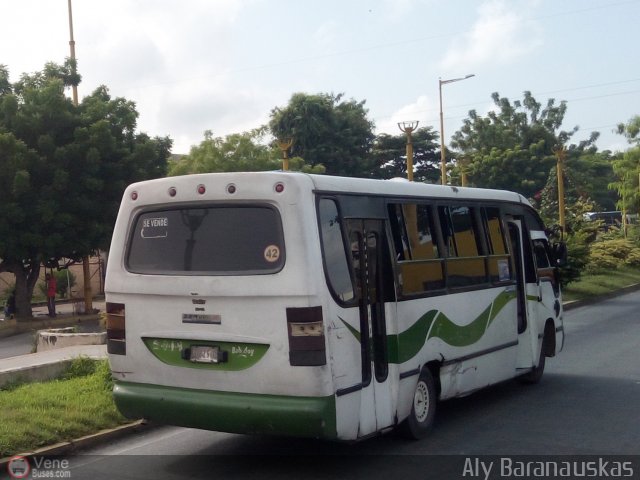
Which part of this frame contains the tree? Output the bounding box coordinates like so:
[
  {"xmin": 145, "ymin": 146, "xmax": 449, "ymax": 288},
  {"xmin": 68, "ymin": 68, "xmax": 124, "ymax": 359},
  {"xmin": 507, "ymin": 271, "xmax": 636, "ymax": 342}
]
[
  {"xmin": 0, "ymin": 62, "xmax": 171, "ymax": 318},
  {"xmin": 617, "ymin": 115, "xmax": 640, "ymax": 145},
  {"xmin": 168, "ymin": 128, "xmax": 325, "ymax": 175},
  {"xmin": 370, "ymin": 127, "xmax": 440, "ymax": 182},
  {"xmin": 269, "ymin": 93, "xmax": 375, "ymax": 177},
  {"xmin": 608, "ymin": 117, "xmax": 640, "ymax": 219},
  {"xmin": 450, "ymin": 91, "xmax": 598, "ymax": 198}
]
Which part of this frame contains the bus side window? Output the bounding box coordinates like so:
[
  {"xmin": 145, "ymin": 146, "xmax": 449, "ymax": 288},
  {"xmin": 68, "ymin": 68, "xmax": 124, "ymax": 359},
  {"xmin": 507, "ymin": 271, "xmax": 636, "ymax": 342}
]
[
  {"xmin": 442, "ymin": 205, "xmax": 487, "ymax": 288},
  {"xmin": 318, "ymin": 199, "xmax": 355, "ymax": 303},
  {"xmin": 483, "ymin": 207, "xmax": 512, "ymax": 283},
  {"xmin": 388, "ymin": 203, "xmax": 444, "ymax": 295}
]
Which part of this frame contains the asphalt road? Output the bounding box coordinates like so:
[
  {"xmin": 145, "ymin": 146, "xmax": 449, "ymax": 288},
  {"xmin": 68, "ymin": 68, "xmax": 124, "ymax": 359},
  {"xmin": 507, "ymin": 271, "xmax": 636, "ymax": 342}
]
[{"xmin": 12, "ymin": 292, "xmax": 640, "ymax": 479}]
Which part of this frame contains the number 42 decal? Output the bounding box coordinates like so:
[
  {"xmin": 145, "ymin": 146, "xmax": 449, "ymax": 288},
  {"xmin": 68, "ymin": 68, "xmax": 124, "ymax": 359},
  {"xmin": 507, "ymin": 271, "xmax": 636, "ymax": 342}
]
[{"xmin": 264, "ymin": 245, "xmax": 280, "ymax": 263}]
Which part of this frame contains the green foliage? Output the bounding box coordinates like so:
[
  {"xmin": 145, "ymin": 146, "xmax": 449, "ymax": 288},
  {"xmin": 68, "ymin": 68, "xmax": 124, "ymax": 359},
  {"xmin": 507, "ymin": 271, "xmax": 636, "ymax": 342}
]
[
  {"xmin": 616, "ymin": 115, "xmax": 640, "ymax": 145},
  {"xmin": 450, "ymin": 91, "xmax": 599, "ymax": 198},
  {"xmin": 169, "ymin": 128, "xmax": 325, "ymax": 175},
  {"xmin": 558, "ymin": 231, "xmax": 590, "ymax": 286},
  {"xmin": 562, "ymin": 266, "xmax": 640, "ymax": 302},
  {"xmin": 170, "ymin": 129, "xmax": 279, "ymax": 175},
  {"xmin": 371, "ymin": 127, "xmax": 440, "ymax": 182},
  {"xmin": 269, "ymin": 92, "xmax": 375, "ymax": 177},
  {"xmin": 60, "ymin": 356, "xmax": 97, "ymax": 380},
  {"xmin": 608, "ymin": 146, "xmax": 640, "ymax": 214},
  {"xmin": 0, "ymin": 62, "xmax": 172, "ymax": 317},
  {"xmin": 587, "ymin": 239, "xmax": 640, "ymax": 272},
  {"xmin": 0, "ymin": 360, "xmax": 125, "ymax": 457}
]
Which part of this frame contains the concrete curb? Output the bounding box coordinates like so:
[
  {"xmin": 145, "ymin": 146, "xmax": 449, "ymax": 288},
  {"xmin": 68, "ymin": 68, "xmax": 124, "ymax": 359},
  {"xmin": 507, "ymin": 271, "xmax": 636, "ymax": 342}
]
[
  {"xmin": 0, "ymin": 420, "xmax": 151, "ymax": 467},
  {"xmin": 562, "ymin": 282, "xmax": 640, "ymax": 311}
]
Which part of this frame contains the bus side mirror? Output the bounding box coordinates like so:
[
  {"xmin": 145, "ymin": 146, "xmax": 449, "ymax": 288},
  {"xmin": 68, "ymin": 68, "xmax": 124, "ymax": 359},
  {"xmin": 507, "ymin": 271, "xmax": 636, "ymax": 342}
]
[{"xmin": 552, "ymin": 242, "xmax": 568, "ymax": 267}]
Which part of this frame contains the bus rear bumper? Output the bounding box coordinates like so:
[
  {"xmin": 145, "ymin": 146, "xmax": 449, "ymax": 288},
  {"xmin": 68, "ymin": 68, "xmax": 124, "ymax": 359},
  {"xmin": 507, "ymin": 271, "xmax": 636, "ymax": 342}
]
[{"xmin": 113, "ymin": 381, "xmax": 337, "ymax": 440}]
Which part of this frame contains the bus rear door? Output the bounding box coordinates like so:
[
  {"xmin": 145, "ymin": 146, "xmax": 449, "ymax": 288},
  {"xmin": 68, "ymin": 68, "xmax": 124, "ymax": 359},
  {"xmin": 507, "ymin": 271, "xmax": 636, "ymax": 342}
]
[{"xmin": 346, "ymin": 219, "xmax": 395, "ymax": 437}]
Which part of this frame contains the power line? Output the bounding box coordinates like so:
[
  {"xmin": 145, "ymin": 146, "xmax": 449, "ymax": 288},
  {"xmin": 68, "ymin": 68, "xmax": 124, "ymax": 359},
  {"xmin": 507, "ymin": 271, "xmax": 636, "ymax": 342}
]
[{"xmin": 124, "ymin": 0, "xmax": 640, "ymax": 91}]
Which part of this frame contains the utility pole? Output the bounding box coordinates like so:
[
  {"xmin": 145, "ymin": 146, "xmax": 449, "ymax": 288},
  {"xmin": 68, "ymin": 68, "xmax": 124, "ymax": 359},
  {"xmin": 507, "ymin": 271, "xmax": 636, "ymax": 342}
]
[
  {"xmin": 398, "ymin": 121, "xmax": 419, "ymax": 182},
  {"xmin": 67, "ymin": 0, "xmax": 78, "ymax": 105},
  {"xmin": 553, "ymin": 145, "xmax": 567, "ymax": 237},
  {"xmin": 67, "ymin": 0, "xmax": 92, "ymax": 313}
]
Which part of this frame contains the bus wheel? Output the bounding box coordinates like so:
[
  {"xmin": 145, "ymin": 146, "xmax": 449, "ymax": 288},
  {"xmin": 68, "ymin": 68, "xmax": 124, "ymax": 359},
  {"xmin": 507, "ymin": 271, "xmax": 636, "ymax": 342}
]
[
  {"xmin": 402, "ymin": 368, "xmax": 437, "ymax": 440},
  {"xmin": 519, "ymin": 339, "xmax": 546, "ymax": 384}
]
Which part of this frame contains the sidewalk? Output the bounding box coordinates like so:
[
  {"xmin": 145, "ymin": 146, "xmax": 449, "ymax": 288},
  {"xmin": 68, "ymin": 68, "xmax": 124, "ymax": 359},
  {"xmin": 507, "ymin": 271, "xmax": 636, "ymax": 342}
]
[
  {"xmin": 0, "ymin": 299, "xmax": 106, "ymax": 387},
  {"xmin": 0, "ymin": 344, "xmax": 107, "ymax": 388}
]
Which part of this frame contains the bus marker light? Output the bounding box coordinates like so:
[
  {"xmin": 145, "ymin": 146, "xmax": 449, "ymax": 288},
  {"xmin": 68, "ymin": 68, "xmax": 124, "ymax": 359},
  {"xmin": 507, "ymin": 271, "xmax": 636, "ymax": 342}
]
[
  {"xmin": 168, "ymin": 187, "xmax": 177, "ymax": 197},
  {"xmin": 227, "ymin": 184, "xmax": 237, "ymax": 194},
  {"xmin": 275, "ymin": 182, "xmax": 285, "ymax": 193},
  {"xmin": 131, "ymin": 191, "xmax": 138, "ymax": 201},
  {"xmin": 197, "ymin": 184, "xmax": 206, "ymax": 195}
]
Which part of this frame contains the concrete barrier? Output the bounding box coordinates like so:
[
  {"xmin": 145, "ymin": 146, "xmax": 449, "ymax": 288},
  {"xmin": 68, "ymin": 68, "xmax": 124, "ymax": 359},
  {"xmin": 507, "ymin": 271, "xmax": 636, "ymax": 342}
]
[{"xmin": 35, "ymin": 327, "xmax": 106, "ymax": 352}]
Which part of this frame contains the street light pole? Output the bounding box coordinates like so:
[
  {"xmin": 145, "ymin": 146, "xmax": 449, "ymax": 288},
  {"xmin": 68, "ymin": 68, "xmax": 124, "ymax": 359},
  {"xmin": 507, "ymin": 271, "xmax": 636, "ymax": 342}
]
[
  {"xmin": 398, "ymin": 121, "xmax": 419, "ymax": 181},
  {"xmin": 67, "ymin": 0, "xmax": 78, "ymax": 106},
  {"xmin": 67, "ymin": 0, "xmax": 92, "ymax": 313},
  {"xmin": 277, "ymin": 138, "xmax": 293, "ymax": 171},
  {"xmin": 439, "ymin": 74, "xmax": 475, "ymax": 185}
]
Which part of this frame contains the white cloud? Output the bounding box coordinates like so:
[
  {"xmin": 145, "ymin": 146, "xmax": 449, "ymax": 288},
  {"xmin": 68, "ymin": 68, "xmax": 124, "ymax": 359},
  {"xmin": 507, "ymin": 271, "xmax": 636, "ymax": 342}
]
[
  {"xmin": 439, "ymin": 0, "xmax": 542, "ymax": 71},
  {"xmin": 375, "ymin": 95, "xmax": 434, "ymax": 135},
  {"xmin": 314, "ymin": 21, "xmax": 340, "ymax": 50}
]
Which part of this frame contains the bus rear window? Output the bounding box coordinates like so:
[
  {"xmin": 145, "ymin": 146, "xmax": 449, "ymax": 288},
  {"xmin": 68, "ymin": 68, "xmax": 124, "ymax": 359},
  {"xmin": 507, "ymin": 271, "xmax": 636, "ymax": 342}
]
[{"xmin": 126, "ymin": 205, "xmax": 285, "ymax": 275}]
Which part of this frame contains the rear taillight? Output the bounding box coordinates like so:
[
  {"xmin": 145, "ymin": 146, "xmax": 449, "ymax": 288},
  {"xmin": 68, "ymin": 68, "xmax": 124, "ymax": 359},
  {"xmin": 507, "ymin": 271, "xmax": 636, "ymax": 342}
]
[
  {"xmin": 286, "ymin": 306, "xmax": 326, "ymax": 366},
  {"xmin": 106, "ymin": 302, "xmax": 126, "ymax": 355}
]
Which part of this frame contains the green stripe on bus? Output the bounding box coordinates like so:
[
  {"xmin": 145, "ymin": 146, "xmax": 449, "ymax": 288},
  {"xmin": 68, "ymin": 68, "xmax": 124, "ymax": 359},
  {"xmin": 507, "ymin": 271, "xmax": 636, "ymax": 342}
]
[
  {"xmin": 339, "ymin": 289, "xmax": 517, "ymax": 364},
  {"xmin": 389, "ymin": 289, "xmax": 517, "ymax": 363},
  {"xmin": 143, "ymin": 338, "xmax": 269, "ymax": 371},
  {"xmin": 113, "ymin": 381, "xmax": 337, "ymax": 439}
]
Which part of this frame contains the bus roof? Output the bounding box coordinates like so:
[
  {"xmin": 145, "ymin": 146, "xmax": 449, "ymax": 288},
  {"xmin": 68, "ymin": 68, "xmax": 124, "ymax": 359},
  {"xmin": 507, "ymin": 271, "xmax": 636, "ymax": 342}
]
[
  {"xmin": 123, "ymin": 172, "xmax": 530, "ymax": 206},
  {"xmin": 306, "ymin": 173, "xmax": 529, "ymax": 205}
]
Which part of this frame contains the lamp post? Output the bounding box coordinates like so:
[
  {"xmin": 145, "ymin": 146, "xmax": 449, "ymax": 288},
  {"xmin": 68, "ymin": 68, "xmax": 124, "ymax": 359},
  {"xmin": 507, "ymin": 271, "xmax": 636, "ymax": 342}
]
[
  {"xmin": 277, "ymin": 138, "xmax": 293, "ymax": 171},
  {"xmin": 67, "ymin": 0, "xmax": 92, "ymax": 313},
  {"xmin": 439, "ymin": 74, "xmax": 475, "ymax": 185},
  {"xmin": 398, "ymin": 121, "xmax": 419, "ymax": 181},
  {"xmin": 67, "ymin": 0, "xmax": 79, "ymax": 106}
]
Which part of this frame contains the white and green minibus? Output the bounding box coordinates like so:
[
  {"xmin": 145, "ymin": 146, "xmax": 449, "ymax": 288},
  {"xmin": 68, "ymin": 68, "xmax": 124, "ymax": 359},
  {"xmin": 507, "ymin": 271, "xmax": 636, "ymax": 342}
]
[{"xmin": 106, "ymin": 172, "xmax": 565, "ymax": 441}]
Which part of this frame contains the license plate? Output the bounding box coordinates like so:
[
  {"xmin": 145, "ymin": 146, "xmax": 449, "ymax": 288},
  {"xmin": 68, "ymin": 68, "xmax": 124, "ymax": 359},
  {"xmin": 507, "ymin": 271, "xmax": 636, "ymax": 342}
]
[
  {"xmin": 189, "ymin": 345, "xmax": 220, "ymax": 364},
  {"xmin": 182, "ymin": 313, "xmax": 221, "ymax": 324}
]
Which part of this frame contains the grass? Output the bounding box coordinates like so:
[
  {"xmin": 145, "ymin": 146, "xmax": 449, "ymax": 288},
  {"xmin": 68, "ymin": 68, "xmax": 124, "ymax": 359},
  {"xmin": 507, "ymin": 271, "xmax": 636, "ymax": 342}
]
[
  {"xmin": 562, "ymin": 266, "xmax": 640, "ymax": 302},
  {"xmin": 0, "ymin": 358, "xmax": 127, "ymax": 458}
]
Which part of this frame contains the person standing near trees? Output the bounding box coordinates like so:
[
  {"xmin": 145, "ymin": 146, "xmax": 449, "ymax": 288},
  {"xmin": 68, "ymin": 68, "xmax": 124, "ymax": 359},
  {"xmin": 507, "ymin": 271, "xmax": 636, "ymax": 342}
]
[{"xmin": 46, "ymin": 273, "xmax": 57, "ymax": 317}]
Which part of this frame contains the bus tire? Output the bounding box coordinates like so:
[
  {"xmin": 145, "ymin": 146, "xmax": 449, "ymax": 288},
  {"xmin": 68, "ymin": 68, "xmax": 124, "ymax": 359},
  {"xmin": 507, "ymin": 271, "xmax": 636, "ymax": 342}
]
[
  {"xmin": 519, "ymin": 338, "xmax": 546, "ymax": 384},
  {"xmin": 402, "ymin": 368, "xmax": 437, "ymax": 440}
]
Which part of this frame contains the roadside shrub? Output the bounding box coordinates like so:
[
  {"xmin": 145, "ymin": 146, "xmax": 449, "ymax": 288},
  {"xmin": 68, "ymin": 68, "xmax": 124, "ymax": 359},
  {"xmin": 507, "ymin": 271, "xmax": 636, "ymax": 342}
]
[
  {"xmin": 96, "ymin": 359, "xmax": 114, "ymax": 391},
  {"xmin": 559, "ymin": 231, "xmax": 590, "ymax": 286},
  {"xmin": 60, "ymin": 356, "xmax": 97, "ymax": 380},
  {"xmin": 587, "ymin": 239, "xmax": 640, "ymax": 272}
]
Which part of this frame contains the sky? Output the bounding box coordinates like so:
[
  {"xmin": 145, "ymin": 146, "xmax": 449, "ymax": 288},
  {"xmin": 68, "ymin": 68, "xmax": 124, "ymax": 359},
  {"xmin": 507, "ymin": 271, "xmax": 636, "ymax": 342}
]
[{"xmin": 2, "ymin": 0, "xmax": 640, "ymax": 155}]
